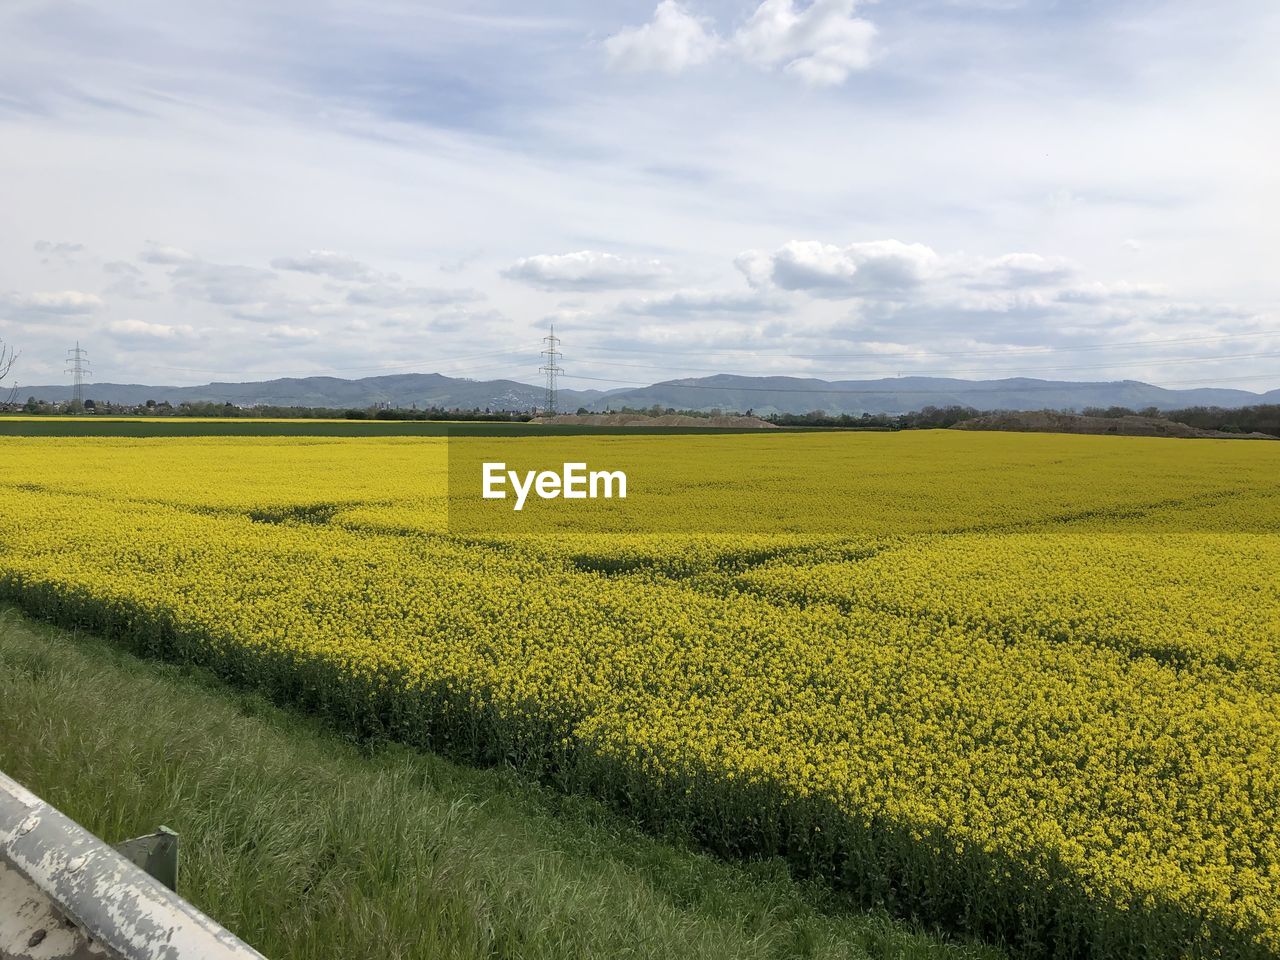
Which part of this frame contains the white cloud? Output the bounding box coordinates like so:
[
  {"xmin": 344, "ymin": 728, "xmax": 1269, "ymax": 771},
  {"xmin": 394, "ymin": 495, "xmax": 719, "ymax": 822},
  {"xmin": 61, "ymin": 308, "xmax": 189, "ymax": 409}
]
[
  {"xmin": 734, "ymin": 0, "xmax": 877, "ymax": 86},
  {"xmin": 504, "ymin": 250, "xmax": 671, "ymax": 291},
  {"xmin": 106, "ymin": 318, "xmax": 196, "ymax": 339},
  {"xmin": 169, "ymin": 260, "xmax": 277, "ymax": 306},
  {"xmin": 138, "ymin": 242, "xmax": 196, "ymax": 265},
  {"xmin": 231, "ymin": 300, "xmax": 312, "ymax": 324},
  {"xmin": 345, "ymin": 283, "xmax": 482, "ymax": 308},
  {"xmin": 966, "ymin": 253, "xmax": 1077, "ymax": 289},
  {"xmin": 605, "ymin": 0, "xmax": 876, "ymax": 86},
  {"xmin": 103, "ymin": 261, "xmax": 156, "ymax": 300},
  {"xmin": 271, "ymin": 250, "xmax": 379, "ymax": 282},
  {"xmin": 729, "ymin": 240, "xmax": 1175, "ymax": 339},
  {"xmin": 944, "ymin": 286, "xmax": 1058, "ymax": 316},
  {"xmin": 0, "ymin": 290, "xmax": 105, "ymax": 316},
  {"xmin": 266, "ymin": 324, "xmax": 321, "ymax": 341},
  {"xmin": 605, "ymin": 1, "xmax": 721, "ymax": 75},
  {"xmin": 942, "ymin": 0, "xmax": 1029, "ymax": 9},
  {"xmin": 34, "ymin": 240, "xmax": 86, "ymax": 264},
  {"xmin": 619, "ymin": 288, "xmax": 787, "ymax": 316},
  {"xmin": 34, "ymin": 240, "xmax": 85, "ymax": 255},
  {"xmin": 741, "ymin": 240, "xmax": 939, "ymax": 296},
  {"xmin": 1056, "ymin": 280, "xmax": 1162, "ymax": 304},
  {"xmin": 427, "ymin": 306, "xmax": 509, "ymax": 335},
  {"xmin": 734, "ymin": 250, "xmax": 776, "ymax": 289}
]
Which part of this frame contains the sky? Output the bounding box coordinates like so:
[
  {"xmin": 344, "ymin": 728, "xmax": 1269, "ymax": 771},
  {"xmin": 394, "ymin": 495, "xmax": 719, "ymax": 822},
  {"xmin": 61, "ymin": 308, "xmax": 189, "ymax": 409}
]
[{"xmin": 1, "ymin": 0, "xmax": 1278, "ymax": 394}]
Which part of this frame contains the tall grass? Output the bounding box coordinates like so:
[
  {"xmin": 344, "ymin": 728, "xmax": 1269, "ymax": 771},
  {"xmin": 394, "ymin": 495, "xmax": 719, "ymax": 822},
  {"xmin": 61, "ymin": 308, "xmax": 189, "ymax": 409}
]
[{"xmin": 0, "ymin": 608, "xmax": 997, "ymax": 960}]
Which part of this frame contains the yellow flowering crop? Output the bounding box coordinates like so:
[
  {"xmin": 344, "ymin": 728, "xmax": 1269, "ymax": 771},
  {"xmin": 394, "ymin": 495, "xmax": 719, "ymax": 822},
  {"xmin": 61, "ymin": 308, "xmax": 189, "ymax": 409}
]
[{"xmin": 0, "ymin": 431, "xmax": 1277, "ymax": 958}]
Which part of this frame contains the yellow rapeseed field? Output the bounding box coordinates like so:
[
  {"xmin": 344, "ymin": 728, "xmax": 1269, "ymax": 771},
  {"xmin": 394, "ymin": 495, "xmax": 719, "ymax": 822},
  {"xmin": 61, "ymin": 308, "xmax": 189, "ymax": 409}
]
[{"xmin": 0, "ymin": 430, "xmax": 1277, "ymax": 958}]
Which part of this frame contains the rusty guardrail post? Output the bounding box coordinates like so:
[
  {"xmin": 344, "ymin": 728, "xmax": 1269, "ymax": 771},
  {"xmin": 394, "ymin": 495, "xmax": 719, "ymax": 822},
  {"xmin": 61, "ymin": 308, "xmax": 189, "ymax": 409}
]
[{"xmin": 0, "ymin": 769, "xmax": 266, "ymax": 960}]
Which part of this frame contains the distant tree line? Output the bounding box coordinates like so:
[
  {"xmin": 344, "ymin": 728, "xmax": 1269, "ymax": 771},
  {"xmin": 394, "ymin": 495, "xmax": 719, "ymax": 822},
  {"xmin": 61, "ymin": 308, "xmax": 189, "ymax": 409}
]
[
  {"xmin": 573, "ymin": 404, "xmax": 721, "ymax": 418},
  {"xmin": 1080, "ymin": 404, "xmax": 1280, "ymax": 436},
  {"xmin": 768, "ymin": 404, "xmax": 1280, "ymax": 436},
  {"xmin": 5, "ymin": 397, "xmax": 534, "ymax": 422},
  {"xmin": 339, "ymin": 407, "xmax": 532, "ymax": 422},
  {"xmin": 765, "ymin": 405, "xmax": 982, "ymax": 430},
  {"xmin": 5, "ymin": 395, "xmax": 1277, "ymax": 436}
]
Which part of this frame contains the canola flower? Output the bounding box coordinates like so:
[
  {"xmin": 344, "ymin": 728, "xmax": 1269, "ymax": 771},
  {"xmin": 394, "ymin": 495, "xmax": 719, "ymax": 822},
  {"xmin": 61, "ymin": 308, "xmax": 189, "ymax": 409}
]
[{"xmin": 0, "ymin": 431, "xmax": 1278, "ymax": 958}]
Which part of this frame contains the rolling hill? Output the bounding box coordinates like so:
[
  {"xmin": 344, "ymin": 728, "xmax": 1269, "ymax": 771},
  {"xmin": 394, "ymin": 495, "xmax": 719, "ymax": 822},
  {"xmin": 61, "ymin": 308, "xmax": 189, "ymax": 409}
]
[{"xmin": 15, "ymin": 372, "xmax": 1279, "ymax": 416}]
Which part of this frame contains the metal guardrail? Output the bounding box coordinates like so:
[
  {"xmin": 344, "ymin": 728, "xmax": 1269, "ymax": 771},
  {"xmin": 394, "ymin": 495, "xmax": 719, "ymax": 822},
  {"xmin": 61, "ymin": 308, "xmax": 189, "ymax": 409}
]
[{"xmin": 0, "ymin": 770, "xmax": 266, "ymax": 960}]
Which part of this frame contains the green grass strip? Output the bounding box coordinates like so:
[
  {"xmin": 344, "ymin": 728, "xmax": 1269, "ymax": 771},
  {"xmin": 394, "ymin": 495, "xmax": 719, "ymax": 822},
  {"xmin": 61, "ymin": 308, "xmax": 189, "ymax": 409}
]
[{"xmin": 0, "ymin": 607, "xmax": 998, "ymax": 960}]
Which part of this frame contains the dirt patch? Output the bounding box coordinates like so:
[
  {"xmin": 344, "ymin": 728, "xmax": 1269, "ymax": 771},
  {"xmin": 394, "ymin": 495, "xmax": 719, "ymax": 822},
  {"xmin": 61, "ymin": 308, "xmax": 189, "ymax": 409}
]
[
  {"xmin": 952, "ymin": 411, "xmax": 1275, "ymax": 440},
  {"xmin": 531, "ymin": 413, "xmax": 779, "ymax": 429}
]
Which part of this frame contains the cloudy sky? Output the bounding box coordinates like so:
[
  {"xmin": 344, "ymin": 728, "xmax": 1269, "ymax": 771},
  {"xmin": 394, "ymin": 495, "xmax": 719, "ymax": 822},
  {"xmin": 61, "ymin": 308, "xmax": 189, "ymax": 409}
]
[{"xmin": 2, "ymin": 0, "xmax": 1277, "ymax": 394}]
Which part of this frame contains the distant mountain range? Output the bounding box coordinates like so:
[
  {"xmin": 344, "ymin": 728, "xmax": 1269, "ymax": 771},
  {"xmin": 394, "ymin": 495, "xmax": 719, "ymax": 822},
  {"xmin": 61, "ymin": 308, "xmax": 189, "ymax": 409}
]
[{"xmin": 16, "ymin": 372, "xmax": 1280, "ymax": 416}]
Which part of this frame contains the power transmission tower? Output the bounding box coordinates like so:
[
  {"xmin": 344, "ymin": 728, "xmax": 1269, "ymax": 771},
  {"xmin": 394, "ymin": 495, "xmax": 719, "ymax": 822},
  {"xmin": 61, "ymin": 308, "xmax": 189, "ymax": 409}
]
[
  {"xmin": 65, "ymin": 341, "xmax": 90, "ymax": 405},
  {"xmin": 539, "ymin": 325, "xmax": 563, "ymax": 415}
]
